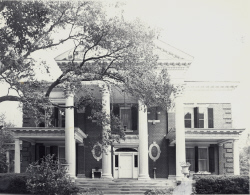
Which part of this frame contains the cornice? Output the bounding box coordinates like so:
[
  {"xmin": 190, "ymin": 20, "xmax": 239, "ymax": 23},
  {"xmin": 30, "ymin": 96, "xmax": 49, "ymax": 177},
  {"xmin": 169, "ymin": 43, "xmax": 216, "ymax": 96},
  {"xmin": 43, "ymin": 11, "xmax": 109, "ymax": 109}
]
[
  {"xmin": 185, "ymin": 81, "xmax": 239, "ymax": 91},
  {"xmin": 9, "ymin": 127, "xmax": 87, "ymax": 143},
  {"xmin": 165, "ymin": 128, "xmax": 245, "ymax": 143}
]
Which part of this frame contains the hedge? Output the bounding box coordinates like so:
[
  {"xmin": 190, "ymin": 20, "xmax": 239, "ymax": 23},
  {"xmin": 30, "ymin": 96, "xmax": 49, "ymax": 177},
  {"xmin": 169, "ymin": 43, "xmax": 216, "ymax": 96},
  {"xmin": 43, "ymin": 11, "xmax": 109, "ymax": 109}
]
[
  {"xmin": 0, "ymin": 173, "xmax": 30, "ymax": 194},
  {"xmin": 193, "ymin": 175, "xmax": 249, "ymax": 194}
]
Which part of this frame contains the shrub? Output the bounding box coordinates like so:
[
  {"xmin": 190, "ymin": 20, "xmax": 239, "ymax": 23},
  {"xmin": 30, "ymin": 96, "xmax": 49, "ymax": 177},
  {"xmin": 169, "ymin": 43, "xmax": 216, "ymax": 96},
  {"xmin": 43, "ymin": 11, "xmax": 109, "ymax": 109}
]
[
  {"xmin": 144, "ymin": 187, "xmax": 174, "ymax": 195},
  {"xmin": 193, "ymin": 175, "xmax": 249, "ymax": 194},
  {"xmin": 0, "ymin": 173, "xmax": 29, "ymax": 194},
  {"xmin": 26, "ymin": 154, "xmax": 79, "ymax": 195}
]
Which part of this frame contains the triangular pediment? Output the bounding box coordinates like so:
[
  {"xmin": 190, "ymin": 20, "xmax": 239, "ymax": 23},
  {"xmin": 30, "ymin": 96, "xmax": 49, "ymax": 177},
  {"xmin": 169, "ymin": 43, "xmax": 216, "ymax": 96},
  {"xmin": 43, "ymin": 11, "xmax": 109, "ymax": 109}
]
[
  {"xmin": 153, "ymin": 40, "xmax": 193, "ymax": 62},
  {"xmin": 55, "ymin": 40, "xmax": 193, "ymax": 63}
]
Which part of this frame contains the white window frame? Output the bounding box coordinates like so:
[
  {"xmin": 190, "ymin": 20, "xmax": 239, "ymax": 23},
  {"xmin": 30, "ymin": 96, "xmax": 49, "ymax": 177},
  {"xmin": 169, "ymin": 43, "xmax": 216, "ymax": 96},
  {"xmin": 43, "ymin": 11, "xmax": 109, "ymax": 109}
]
[{"xmin": 198, "ymin": 147, "xmax": 209, "ymax": 172}]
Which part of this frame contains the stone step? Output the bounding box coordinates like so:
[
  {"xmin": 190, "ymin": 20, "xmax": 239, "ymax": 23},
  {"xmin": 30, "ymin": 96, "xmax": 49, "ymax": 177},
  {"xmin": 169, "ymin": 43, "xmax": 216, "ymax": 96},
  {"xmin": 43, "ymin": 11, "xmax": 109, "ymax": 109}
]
[{"xmin": 75, "ymin": 179, "xmax": 175, "ymax": 195}]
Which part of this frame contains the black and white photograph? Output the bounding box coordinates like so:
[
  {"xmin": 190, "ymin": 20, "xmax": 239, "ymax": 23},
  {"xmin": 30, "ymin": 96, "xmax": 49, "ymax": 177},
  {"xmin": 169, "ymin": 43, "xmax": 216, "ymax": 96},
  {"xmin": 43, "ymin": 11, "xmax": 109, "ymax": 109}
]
[{"xmin": 0, "ymin": 1, "xmax": 249, "ymax": 194}]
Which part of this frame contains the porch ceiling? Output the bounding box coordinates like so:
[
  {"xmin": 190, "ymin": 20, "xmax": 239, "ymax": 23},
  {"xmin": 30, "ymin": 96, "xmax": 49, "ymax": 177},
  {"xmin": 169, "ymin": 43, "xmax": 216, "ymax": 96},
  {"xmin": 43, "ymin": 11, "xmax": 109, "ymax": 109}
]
[{"xmin": 9, "ymin": 127, "xmax": 87, "ymax": 144}]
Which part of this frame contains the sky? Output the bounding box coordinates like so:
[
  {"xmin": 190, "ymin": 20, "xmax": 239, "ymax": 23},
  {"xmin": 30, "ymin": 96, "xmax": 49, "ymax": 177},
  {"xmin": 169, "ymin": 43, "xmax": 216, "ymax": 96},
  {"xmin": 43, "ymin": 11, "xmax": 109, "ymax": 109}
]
[
  {"xmin": 123, "ymin": 0, "xmax": 250, "ymax": 136},
  {"xmin": 1, "ymin": 0, "xmax": 249, "ymax": 138}
]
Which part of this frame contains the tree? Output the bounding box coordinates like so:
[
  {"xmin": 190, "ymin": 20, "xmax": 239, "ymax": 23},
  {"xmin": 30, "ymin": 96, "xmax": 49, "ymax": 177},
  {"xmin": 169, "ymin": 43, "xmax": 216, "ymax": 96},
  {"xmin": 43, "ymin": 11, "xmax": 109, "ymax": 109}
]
[
  {"xmin": 240, "ymin": 133, "xmax": 250, "ymax": 176},
  {"xmin": 0, "ymin": 114, "xmax": 14, "ymax": 172},
  {"xmin": 0, "ymin": 1, "xmax": 173, "ymax": 146}
]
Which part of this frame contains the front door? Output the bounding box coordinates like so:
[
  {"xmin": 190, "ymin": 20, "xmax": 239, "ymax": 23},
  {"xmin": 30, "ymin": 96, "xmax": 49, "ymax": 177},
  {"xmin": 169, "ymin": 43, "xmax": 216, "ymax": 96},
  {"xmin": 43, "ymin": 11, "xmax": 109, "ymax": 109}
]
[{"xmin": 119, "ymin": 153, "xmax": 133, "ymax": 178}]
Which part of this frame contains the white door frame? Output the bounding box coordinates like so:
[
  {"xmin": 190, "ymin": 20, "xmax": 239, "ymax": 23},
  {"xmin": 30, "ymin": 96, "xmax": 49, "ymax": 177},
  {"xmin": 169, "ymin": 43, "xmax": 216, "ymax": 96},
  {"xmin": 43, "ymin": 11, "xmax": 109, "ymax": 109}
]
[{"xmin": 113, "ymin": 149, "xmax": 139, "ymax": 179}]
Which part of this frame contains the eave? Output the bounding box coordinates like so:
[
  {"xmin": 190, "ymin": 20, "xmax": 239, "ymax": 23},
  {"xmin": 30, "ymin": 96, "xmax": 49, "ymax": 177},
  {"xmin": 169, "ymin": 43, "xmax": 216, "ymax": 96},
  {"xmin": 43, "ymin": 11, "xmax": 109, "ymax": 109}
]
[
  {"xmin": 166, "ymin": 128, "xmax": 245, "ymax": 146},
  {"xmin": 9, "ymin": 127, "xmax": 87, "ymax": 144}
]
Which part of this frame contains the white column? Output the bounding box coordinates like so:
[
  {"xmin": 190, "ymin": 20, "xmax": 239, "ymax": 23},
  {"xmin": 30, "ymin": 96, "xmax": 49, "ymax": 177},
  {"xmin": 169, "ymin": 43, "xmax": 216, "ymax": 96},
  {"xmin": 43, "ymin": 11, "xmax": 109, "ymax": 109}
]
[
  {"xmin": 233, "ymin": 139, "xmax": 240, "ymax": 175},
  {"xmin": 174, "ymin": 84, "xmax": 186, "ymax": 181},
  {"xmin": 14, "ymin": 138, "xmax": 20, "ymax": 173},
  {"xmin": 6, "ymin": 150, "xmax": 10, "ymax": 173},
  {"xmin": 65, "ymin": 90, "xmax": 76, "ymax": 177},
  {"xmin": 138, "ymin": 100, "xmax": 150, "ymax": 180},
  {"xmin": 101, "ymin": 84, "xmax": 113, "ymax": 179}
]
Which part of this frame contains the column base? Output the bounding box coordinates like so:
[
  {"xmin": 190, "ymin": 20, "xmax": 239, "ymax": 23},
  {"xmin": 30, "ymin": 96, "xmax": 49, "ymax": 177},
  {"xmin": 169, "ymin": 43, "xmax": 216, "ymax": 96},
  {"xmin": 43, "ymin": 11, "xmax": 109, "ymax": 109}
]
[
  {"xmin": 101, "ymin": 174, "xmax": 113, "ymax": 180},
  {"xmin": 138, "ymin": 174, "xmax": 150, "ymax": 180},
  {"xmin": 176, "ymin": 175, "xmax": 184, "ymax": 182}
]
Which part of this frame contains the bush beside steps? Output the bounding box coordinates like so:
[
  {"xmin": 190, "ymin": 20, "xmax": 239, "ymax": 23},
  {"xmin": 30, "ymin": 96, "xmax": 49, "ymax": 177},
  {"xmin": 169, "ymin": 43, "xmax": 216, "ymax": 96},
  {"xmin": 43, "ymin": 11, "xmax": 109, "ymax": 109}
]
[{"xmin": 193, "ymin": 175, "xmax": 249, "ymax": 194}]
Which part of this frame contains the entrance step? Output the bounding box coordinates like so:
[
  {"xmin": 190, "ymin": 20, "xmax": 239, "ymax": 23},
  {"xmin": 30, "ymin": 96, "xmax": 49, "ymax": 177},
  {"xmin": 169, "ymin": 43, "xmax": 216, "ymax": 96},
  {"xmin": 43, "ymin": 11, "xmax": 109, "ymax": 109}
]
[{"xmin": 76, "ymin": 178, "xmax": 176, "ymax": 194}]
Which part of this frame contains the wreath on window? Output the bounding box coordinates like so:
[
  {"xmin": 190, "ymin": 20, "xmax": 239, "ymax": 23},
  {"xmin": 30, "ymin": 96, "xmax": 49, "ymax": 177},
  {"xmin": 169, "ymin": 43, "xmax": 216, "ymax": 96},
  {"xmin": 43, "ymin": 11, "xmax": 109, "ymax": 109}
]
[
  {"xmin": 148, "ymin": 141, "xmax": 161, "ymax": 162},
  {"xmin": 91, "ymin": 142, "xmax": 102, "ymax": 161}
]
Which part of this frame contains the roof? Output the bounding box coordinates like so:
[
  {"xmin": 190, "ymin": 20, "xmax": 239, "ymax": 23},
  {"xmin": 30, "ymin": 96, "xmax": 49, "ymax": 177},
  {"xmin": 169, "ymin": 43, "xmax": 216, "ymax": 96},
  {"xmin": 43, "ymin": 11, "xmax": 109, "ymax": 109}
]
[{"xmin": 54, "ymin": 40, "xmax": 194, "ymax": 72}]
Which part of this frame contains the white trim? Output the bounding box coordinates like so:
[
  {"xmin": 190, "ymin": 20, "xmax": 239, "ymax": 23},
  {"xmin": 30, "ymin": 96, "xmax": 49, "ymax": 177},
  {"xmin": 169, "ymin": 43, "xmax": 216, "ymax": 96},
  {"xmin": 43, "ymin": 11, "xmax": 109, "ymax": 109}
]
[
  {"xmin": 91, "ymin": 142, "xmax": 102, "ymax": 161},
  {"xmin": 148, "ymin": 142, "xmax": 161, "ymax": 162}
]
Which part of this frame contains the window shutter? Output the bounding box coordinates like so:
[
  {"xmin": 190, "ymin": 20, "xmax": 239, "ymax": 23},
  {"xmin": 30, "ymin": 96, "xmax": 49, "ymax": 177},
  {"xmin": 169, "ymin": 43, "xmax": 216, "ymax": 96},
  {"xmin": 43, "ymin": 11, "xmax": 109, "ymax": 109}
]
[
  {"xmin": 194, "ymin": 107, "xmax": 199, "ymax": 128},
  {"xmin": 209, "ymin": 146, "xmax": 215, "ymax": 172},
  {"xmin": 195, "ymin": 146, "xmax": 199, "ymax": 172},
  {"xmin": 208, "ymin": 108, "xmax": 214, "ymax": 128},
  {"xmin": 131, "ymin": 105, "xmax": 138, "ymax": 130}
]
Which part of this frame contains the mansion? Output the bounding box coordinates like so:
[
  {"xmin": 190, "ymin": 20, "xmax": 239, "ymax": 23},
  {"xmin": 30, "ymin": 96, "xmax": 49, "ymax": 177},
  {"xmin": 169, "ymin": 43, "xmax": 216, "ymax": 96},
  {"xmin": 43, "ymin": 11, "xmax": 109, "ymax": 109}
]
[{"xmin": 7, "ymin": 40, "xmax": 244, "ymax": 181}]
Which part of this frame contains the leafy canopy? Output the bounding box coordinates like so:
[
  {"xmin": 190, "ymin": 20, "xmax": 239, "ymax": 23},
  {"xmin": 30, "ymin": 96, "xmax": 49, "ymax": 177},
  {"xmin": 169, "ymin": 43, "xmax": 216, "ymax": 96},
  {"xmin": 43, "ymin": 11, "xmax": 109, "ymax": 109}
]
[{"xmin": 0, "ymin": 1, "xmax": 173, "ymax": 145}]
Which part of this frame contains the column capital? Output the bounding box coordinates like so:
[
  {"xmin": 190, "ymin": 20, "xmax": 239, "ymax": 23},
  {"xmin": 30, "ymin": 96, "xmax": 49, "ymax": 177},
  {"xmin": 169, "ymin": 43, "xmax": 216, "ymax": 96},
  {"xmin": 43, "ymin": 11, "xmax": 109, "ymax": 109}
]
[
  {"xmin": 173, "ymin": 84, "xmax": 186, "ymax": 97},
  {"xmin": 64, "ymin": 89, "xmax": 75, "ymax": 98},
  {"xmin": 99, "ymin": 82, "xmax": 110, "ymax": 95}
]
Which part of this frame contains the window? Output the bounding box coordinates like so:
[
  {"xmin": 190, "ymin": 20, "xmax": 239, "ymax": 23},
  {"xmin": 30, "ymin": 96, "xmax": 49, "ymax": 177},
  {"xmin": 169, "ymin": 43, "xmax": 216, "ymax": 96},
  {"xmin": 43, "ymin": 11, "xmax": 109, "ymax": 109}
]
[
  {"xmin": 208, "ymin": 108, "xmax": 214, "ymax": 128},
  {"xmin": 198, "ymin": 110, "xmax": 204, "ymax": 128},
  {"xmin": 186, "ymin": 147, "xmax": 209, "ymax": 172},
  {"xmin": 184, "ymin": 112, "xmax": 192, "ymax": 128},
  {"xmin": 112, "ymin": 104, "xmax": 138, "ymax": 131},
  {"xmin": 134, "ymin": 155, "xmax": 138, "ymax": 168},
  {"xmin": 186, "ymin": 106, "xmax": 214, "ymax": 129},
  {"xmin": 58, "ymin": 147, "xmax": 65, "ymax": 163},
  {"xmin": 120, "ymin": 107, "xmax": 132, "ymax": 130},
  {"xmin": 115, "ymin": 155, "xmax": 118, "ymax": 167},
  {"xmin": 52, "ymin": 107, "xmax": 65, "ymax": 127},
  {"xmin": 198, "ymin": 148, "xmax": 208, "ymax": 171},
  {"xmin": 186, "ymin": 148, "xmax": 195, "ymax": 171}
]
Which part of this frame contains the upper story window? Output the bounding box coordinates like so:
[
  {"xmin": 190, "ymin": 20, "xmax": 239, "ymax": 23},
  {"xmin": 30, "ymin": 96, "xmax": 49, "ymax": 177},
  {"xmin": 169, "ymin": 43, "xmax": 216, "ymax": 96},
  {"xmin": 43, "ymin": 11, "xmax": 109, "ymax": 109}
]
[
  {"xmin": 52, "ymin": 107, "xmax": 65, "ymax": 127},
  {"xmin": 112, "ymin": 104, "xmax": 138, "ymax": 131},
  {"xmin": 184, "ymin": 107, "xmax": 214, "ymax": 128}
]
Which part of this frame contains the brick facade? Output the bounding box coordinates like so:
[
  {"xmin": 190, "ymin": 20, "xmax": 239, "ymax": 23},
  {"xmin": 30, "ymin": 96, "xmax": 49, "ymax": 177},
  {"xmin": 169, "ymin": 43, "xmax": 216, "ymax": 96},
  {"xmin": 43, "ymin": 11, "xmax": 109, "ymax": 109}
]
[
  {"xmin": 148, "ymin": 108, "xmax": 168, "ymax": 178},
  {"xmin": 17, "ymin": 101, "xmax": 238, "ymax": 178}
]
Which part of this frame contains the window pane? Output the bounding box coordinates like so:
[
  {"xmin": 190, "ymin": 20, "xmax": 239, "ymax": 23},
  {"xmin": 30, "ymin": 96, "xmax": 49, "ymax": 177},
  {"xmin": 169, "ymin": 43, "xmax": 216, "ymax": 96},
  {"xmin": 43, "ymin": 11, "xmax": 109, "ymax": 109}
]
[
  {"xmin": 198, "ymin": 160, "xmax": 207, "ymax": 171},
  {"xmin": 185, "ymin": 120, "xmax": 191, "ymax": 128},
  {"xmin": 134, "ymin": 155, "xmax": 138, "ymax": 167},
  {"xmin": 186, "ymin": 148, "xmax": 195, "ymax": 171},
  {"xmin": 115, "ymin": 155, "xmax": 118, "ymax": 167},
  {"xmin": 198, "ymin": 148, "xmax": 207, "ymax": 159},
  {"xmin": 187, "ymin": 159, "xmax": 195, "ymax": 171},
  {"xmin": 199, "ymin": 120, "xmax": 204, "ymax": 128},
  {"xmin": 186, "ymin": 148, "xmax": 195, "ymax": 159},
  {"xmin": 59, "ymin": 147, "xmax": 65, "ymax": 159},
  {"xmin": 199, "ymin": 113, "xmax": 204, "ymax": 119},
  {"xmin": 185, "ymin": 112, "xmax": 191, "ymax": 119},
  {"xmin": 120, "ymin": 108, "xmax": 131, "ymax": 129}
]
